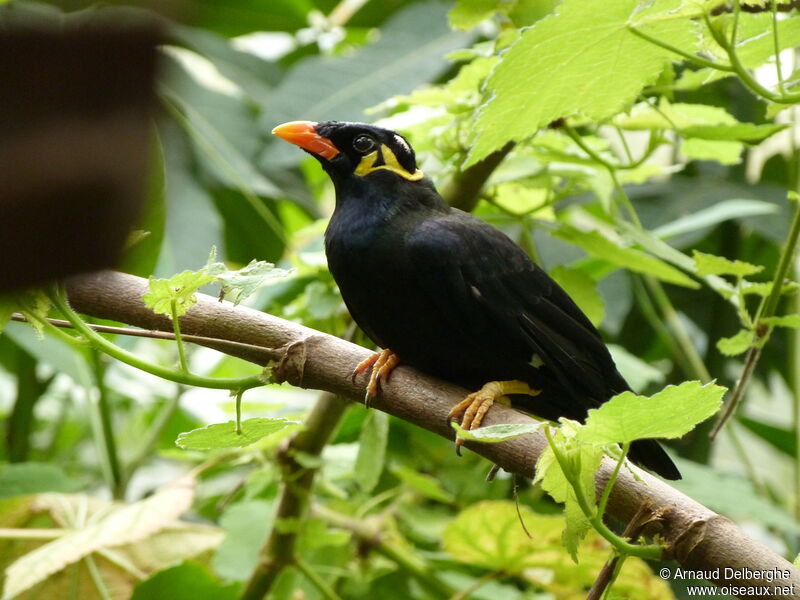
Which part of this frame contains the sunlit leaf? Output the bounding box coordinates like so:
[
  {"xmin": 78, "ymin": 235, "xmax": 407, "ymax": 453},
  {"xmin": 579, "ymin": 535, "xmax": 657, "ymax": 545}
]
[
  {"xmin": 467, "ymin": 0, "xmax": 697, "ymax": 164},
  {"xmin": 176, "ymin": 417, "xmax": 301, "ymax": 450},
  {"xmin": 143, "ymin": 270, "xmax": 215, "ymax": 318},
  {"xmin": 355, "ymin": 410, "xmax": 389, "ymax": 493},
  {"xmin": 450, "ymin": 422, "xmax": 545, "ymax": 443},
  {"xmin": 717, "ymin": 329, "xmax": 755, "ymax": 356},
  {"xmin": 579, "ymin": 381, "xmax": 726, "ymax": 444},
  {"xmin": 692, "ymin": 250, "xmax": 763, "ymax": 278}
]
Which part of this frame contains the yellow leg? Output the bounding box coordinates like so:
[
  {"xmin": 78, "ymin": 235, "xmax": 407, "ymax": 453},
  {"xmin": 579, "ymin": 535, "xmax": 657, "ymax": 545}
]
[
  {"xmin": 449, "ymin": 380, "xmax": 540, "ymax": 454},
  {"xmin": 352, "ymin": 349, "xmax": 400, "ymax": 407}
]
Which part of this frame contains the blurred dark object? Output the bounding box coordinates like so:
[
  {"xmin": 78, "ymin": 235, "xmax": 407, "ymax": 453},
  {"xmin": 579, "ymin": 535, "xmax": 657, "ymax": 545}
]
[{"xmin": 0, "ymin": 19, "xmax": 162, "ymax": 292}]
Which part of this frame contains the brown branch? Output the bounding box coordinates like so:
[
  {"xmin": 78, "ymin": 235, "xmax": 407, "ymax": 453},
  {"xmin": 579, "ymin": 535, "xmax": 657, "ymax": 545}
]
[
  {"xmin": 242, "ymin": 393, "xmax": 348, "ymax": 600},
  {"xmin": 65, "ymin": 270, "xmax": 800, "ymax": 600},
  {"xmin": 440, "ymin": 142, "xmax": 515, "ymax": 211}
]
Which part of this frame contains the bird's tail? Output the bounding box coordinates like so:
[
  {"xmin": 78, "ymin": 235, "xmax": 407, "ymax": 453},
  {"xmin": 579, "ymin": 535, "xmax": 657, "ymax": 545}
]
[{"xmin": 628, "ymin": 439, "xmax": 681, "ymax": 480}]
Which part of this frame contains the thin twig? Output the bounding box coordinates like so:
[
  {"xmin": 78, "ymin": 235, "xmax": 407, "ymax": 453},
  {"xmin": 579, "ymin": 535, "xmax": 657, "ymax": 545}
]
[{"xmin": 586, "ymin": 500, "xmax": 657, "ymax": 600}]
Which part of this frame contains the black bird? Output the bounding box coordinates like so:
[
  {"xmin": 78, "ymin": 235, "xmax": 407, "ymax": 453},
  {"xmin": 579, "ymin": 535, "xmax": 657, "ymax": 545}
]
[{"xmin": 272, "ymin": 120, "xmax": 681, "ymax": 480}]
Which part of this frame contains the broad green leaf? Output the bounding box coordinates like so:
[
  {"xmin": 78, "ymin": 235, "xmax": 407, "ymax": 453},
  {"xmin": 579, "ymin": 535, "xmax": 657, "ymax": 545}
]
[
  {"xmin": 143, "ymin": 269, "xmax": 215, "ymax": 318},
  {"xmin": 692, "ymin": 250, "xmax": 763, "ymax": 278},
  {"xmin": 580, "ymin": 381, "xmax": 726, "ymax": 444},
  {"xmin": 442, "ymin": 500, "xmax": 563, "ymax": 573},
  {"xmin": 132, "ymin": 561, "xmax": 239, "ymax": 600},
  {"xmin": 449, "ymin": 0, "xmax": 498, "ymax": 29},
  {"xmin": 741, "ymin": 281, "xmax": 799, "ymax": 297},
  {"xmin": 155, "ymin": 119, "xmax": 224, "ymax": 276},
  {"xmin": 671, "ymin": 459, "xmax": 800, "ymax": 534},
  {"xmin": 213, "ymin": 500, "xmax": 273, "ymax": 582},
  {"xmin": 738, "ymin": 417, "xmax": 795, "ymax": 456},
  {"xmin": 296, "ymin": 518, "xmax": 350, "ymax": 552},
  {"xmin": 681, "ymin": 123, "xmax": 787, "ymax": 143},
  {"xmin": 3, "ymin": 478, "xmax": 195, "ymax": 600},
  {"xmin": 13, "ymin": 289, "xmax": 51, "ymax": 339},
  {"xmin": 549, "ymin": 266, "xmax": 605, "ymax": 327},
  {"xmin": 607, "ymin": 344, "xmax": 665, "ymax": 391},
  {"xmin": 762, "ymin": 315, "xmax": 800, "ymax": 328},
  {"xmin": 119, "ymin": 128, "xmax": 166, "ymax": 277},
  {"xmin": 3, "ymin": 322, "xmax": 93, "ymax": 387},
  {"xmin": 206, "ymin": 252, "xmax": 290, "ymax": 306},
  {"xmin": 554, "ymin": 226, "xmax": 699, "ymax": 288},
  {"xmin": 355, "ymin": 410, "xmax": 390, "ymax": 493},
  {"xmin": 534, "ymin": 423, "xmax": 602, "ymax": 561},
  {"xmin": 681, "ymin": 138, "xmax": 743, "ymax": 165},
  {"xmin": 176, "ymin": 417, "xmax": 301, "ymax": 450},
  {"xmin": 467, "ymin": 0, "xmax": 697, "ymax": 164},
  {"xmin": 616, "ymin": 100, "xmax": 737, "ymax": 130},
  {"xmin": 0, "ymin": 463, "xmax": 79, "ymax": 499},
  {"xmin": 652, "ymin": 199, "xmax": 779, "ymax": 239},
  {"xmin": 390, "ymin": 465, "xmax": 454, "ymax": 503},
  {"xmin": 717, "ymin": 329, "xmax": 754, "ymax": 356},
  {"xmin": 260, "ymin": 3, "xmax": 472, "ymax": 156},
  {"xmin": 450, "ymin": 421, "xmax": 545, "ymax": 443}
]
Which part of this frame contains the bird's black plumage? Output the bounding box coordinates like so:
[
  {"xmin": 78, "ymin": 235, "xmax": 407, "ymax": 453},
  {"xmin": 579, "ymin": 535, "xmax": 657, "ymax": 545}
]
[{"xmin": 274, "ymin": 120, "xmax": 680, "ymax": 480}]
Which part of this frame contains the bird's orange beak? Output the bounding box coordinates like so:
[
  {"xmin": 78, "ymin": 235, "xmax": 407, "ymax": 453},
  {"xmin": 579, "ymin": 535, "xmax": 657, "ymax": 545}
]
[{"xmin": 271, "ymin": 121, "xmax": 340, "ymax": 160}]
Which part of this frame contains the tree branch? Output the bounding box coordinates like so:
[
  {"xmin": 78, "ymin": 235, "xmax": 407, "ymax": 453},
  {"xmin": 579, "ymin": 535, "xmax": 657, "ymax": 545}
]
[{"xmin": 65, "ymin": 270, "xmax": 800, "ymax": 599}]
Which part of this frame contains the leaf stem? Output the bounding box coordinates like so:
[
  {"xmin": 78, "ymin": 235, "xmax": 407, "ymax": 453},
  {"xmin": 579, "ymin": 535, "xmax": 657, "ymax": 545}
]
[
  {"xmin": 626, "ymin": 24, "xmax": 734, "ymax": 72},
  {"xmin": 294, "ymin": 558, "xmax": 343, "ymax": 600},
  {"xmin": 597, "ymin": 442, "xmax": 629, "ymax": 521},
  {"xmin": 544, "ymin": 428, "xmax": 663, "ymax": 560},
  {"xmin": 704, "ymin": 11, "xmax": 800, "ymax": 104},
  {"xmin": 170, "ymin": 299, "xmax": 189, "ymax": 373},
  {"xmin": 711, "ymin": 197, "xmax": 800, "ymax": 437},
  {"xmin": 90, "ymin": 351, "xmax": 124, "ymax": 499},
  {"xmin": 50, "ymin": 287, "xmax": 264, "ymax": 392}
]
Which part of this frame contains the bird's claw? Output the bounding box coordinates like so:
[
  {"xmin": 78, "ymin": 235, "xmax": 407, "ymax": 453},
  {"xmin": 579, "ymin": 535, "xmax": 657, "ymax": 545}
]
[
  {"xmin": 448, "ymin": 380, "xmax": 540, "ymax": 455},
  {"xmin": 352, "ymin": 349, "xmax": 399, "ymax": 408}
]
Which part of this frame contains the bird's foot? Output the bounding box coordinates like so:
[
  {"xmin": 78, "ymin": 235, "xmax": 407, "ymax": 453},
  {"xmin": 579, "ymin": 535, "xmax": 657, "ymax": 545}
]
[
  {"xmin": 448, "ymin": 380, "xmax": 540, "ymax": 455},
  {"xmin": 351, "ymin": 349, "xmax": 400, "ymax": 408}
]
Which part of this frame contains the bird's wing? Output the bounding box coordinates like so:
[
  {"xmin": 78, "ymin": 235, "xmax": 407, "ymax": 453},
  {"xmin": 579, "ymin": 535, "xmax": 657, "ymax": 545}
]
[{"xmin": 406, "ymin": 210, "xmax": 626, "ymax": 410}]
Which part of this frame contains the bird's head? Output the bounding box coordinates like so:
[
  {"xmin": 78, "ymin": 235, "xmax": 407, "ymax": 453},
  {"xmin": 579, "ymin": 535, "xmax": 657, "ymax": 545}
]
[{"xmin": 272, "ymin": 120, "xmax": 423, "ymax": 185}]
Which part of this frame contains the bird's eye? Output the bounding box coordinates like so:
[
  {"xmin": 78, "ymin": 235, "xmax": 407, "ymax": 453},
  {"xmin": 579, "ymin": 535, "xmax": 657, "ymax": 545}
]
[{"xmin": 353, "ymin": 135, "xmax": 376, "ymax": 153}]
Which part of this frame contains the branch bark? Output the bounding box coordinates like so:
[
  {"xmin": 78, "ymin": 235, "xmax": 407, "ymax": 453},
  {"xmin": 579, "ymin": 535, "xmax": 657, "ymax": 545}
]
[{"xmin": 66, "ymin": 270, "xmax": 800, "ymax": 600}]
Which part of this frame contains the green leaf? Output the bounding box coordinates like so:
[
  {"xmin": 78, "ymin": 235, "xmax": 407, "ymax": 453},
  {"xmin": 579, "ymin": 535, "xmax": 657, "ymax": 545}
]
[
  {"xmin": 390, "ymin": 465, "xmax": 454, "ymax": 503},
  {"xmin": 176, "ymin": 417, "xmax": 301, "ymax": 450},
  {"xmin": 681, "ymin": 138, "xmax": 743, "ymax": 165},
  {"xmin": 450, "ymin": 421, "xmax": 545, "ymax": 443},
  {"xmin": 580, "ymin": 381, "xmax": 726, "ymax": 445},
  {"xmin": 213, "ymin": 500, "xmax": 273, "ymax": 582},
  {"xmin": 355, "ymin": 410, "xmax": 390, "ymax": 493},
  {"xmin": 0, "ymin": 463, "xmax": 79, "ymax": 499},
  {"xmin": 13, "ymin": 289, "xmax": 52, "ymax": 339},
  {"xmin": 143, "ymin": 269, "xmax": 215, "ymax": 318},
  {"xmin": 132, "ymin": 561, "xmax": 239, "ymax": 600},
  {"xmin": 738, "ymin": 417, "xmax": 795, "ymax": 457},
  {"xmin": 261, "ymin": 3, "xmax": 472, "ymax": 150},
  {"xmin": 449, "ymin": 0, "xmax": 498, "ymax": 29},
  {"xmin": 554, "ymin": 226, "xmax": 699, "ymax": 288},
  {"xmin": 680, "ymin": 123, "xmax": 787, "ymax": 143},
  {"xmin": 549, "ymin": 266, "xmax": 605, "ymax": 327},
  {"xmin": 442, "ymin": 500, "xmax": 563, "ymax": 573},
  {"xmin": 467, "ymin": 0, "xmax": 697, "ymax": 164},
  {"xmin": 692, "ymin": 250, "xmax": 764, "ymax": 278},
  {"xmin": 607, "ymin": 344, "xmax": 665, "ymax": 391},
  {"xmin": 717, "ymin": 329, "xmax": 755, "ymax": 356},
  {"xmin": 119, "ymin": 128, "xmax": 167, "ymax": 277},
  {"xmin": 652, "ymin": 199, "xmax": 779, "ymax": 239},
  {"xmin": 762, "ymin": 315, "xmax": 800, "ymax": 328},
  {"xmin": 206, "ymin": 252, "xmax": 290, "ymax": 306}
]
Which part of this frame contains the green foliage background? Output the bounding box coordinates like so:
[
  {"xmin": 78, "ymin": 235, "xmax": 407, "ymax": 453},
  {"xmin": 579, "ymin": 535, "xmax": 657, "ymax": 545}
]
[{"xmin": 1, "ymin": 0, "xmax": 800, "ymax": 599}]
